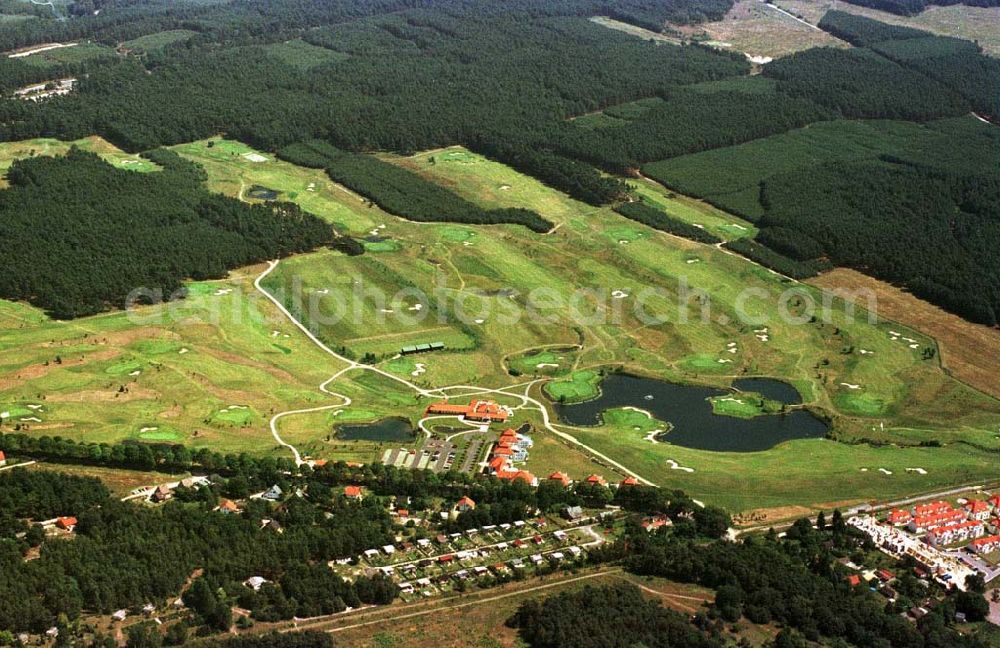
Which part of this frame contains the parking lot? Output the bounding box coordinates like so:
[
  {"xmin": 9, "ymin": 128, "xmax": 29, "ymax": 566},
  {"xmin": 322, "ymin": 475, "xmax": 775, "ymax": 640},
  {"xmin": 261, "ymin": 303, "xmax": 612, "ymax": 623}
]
[{"xmin": 380, "ymin": 431, "xmax": 492, "ymax": 474}]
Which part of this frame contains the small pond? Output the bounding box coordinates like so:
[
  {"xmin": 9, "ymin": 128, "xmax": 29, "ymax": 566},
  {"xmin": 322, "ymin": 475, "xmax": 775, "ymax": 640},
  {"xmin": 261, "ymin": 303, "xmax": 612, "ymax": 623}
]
[
  {"xmin": 335, "ymin": 417, "xmax": 415, "ymax": 442},
  {"xmin": 554, "ymin": 374, "xmax": 827, "ymax": 452},
  {"xmin": 247, "ymin": 185, "xmax": 280, "ymax": 200}
]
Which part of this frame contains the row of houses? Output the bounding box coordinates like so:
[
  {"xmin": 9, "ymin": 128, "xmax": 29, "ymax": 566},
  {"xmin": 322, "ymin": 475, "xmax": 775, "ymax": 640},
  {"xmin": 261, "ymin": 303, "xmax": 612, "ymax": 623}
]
[
  {"xmin": 486, "ymin": 428, "xmax": 536, "ymax": 485},
  {"xmin": 549, "ymin": 472, "xmax": 640, "ymax": 489},
  {"xmin": 885, "ymin": 496, "xmax": 1000, "ymax": 535}
]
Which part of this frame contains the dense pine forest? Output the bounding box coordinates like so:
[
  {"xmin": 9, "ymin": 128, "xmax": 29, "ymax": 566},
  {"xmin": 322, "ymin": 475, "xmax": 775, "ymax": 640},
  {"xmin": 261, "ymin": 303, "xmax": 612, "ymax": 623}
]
[
  {"xmin": 833, "ymin": 0, "xmax": 999, "ymax": 17},
  {"xmin": 0, "ymin": 148, "xmax": 333, "ymax": 318},
  {"xmin": 0, "ymin": 0, "xmax": 996, "ymax": 325}
]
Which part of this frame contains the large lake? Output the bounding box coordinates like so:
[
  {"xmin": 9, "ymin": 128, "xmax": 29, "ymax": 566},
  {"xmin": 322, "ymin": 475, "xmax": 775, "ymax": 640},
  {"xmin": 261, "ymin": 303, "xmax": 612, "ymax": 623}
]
[
  {"xmin": 554, "ymin": 374, "xmax": 828, "ymax": 452},
  {"xmin": 336, "ymin": 417, "xmax": 415, "ymax": 442}
]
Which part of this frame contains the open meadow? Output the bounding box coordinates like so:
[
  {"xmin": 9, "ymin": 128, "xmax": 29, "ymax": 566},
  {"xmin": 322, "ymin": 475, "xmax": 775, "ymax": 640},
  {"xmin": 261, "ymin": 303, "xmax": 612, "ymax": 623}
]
[{"xmin": 0, "ymin": 137, "xmax": 998, "ymax": 512}]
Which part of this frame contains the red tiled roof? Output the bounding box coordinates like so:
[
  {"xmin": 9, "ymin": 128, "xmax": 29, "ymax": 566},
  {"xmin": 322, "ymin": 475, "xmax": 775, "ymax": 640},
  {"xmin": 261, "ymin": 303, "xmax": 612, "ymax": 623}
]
[
  {"xmin": 847, "ymin": 575, "xmax": 861, "ymax": 587},
  {"xmin": 493, "ymin": 446, "xmax": 513, "ymax": 456},
  {"xmin": 620, "ymin": 476, "xmax": 639, "ymax": 486},
  {"xmin": 887, "ymin": 509, "xmax": 911, "ymax": 524},
  {"xmin": 0, "ymin": 451, "xmax": 6, "ymax": 462},
  {"xmin": 344, "ymin": 486, "xmax": 363, "ymax": 498},
  {"xmin": 966, "ymin": 500, "xmax": 990, "ymax": 513},
  {"xmin": 586, "ymin": 474, "xmax": 606, "ymax": 485},
  {"xmin": 56, "ymin": 516, "xmax": 77, "ymax": 530},
  {"xmin": 219, "ymin": 499, "xmax": 239, "ymax": 512},
  {"xmin": 970, "ymin": 534, "xmax": 1000, "ymax": 549},
  {"xmin": 549, "ymin": 472, "xmax": 571, "ymax": 485},
  {"xmin": 456, "ymin": 496, "xmax": 476, "ymax": 509},
  {"xmin": 914, "ymin": 501, "xmax": 951, "ymax": 517}
]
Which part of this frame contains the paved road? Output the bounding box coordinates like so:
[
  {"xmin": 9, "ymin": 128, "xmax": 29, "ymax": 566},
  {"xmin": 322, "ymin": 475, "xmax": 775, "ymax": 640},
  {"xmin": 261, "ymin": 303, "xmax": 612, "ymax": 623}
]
[{"xmin": 254, "ymin": 261, "xmax": 656, "ymax": 485}]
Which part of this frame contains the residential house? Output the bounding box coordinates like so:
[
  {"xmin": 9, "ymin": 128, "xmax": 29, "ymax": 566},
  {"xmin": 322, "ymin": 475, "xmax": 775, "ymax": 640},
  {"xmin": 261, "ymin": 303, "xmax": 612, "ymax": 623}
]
[
  {"xmin": 344, "ymin": 485, "xmax": 364, "ymax": 500},
  {"xmin": 244, "ymin": 576, "xmax": 268, "ymax": 591},
  {"xmin": 585, "ymin": 474, "xmax": 607, "ymax": 487},
  {"xmin": 969, "ymin": 534, "xmax": 1000, "ymax": 554},
  {"xmin": 548, "ymin": 472, "xmax": 572, "ymax": 487},
  {"xmin": 262, "ymin": 485, "xmax": 283, "ymax": 501},
  {"xmin": 913, "ymin": 501, "xmax": 952, "ymax": 517},
  {"xmin": 562, "ymin": 505, "xmax": 584, "ymax": 521},
  {"xmin": 151, "ymin": 485, "xmax": 173, "ymax": 503},
  {"xmin": 56, "ymin": 516, "xmax": 78, "ymax": 531},
  {"xmin": 925, "ymin": 520, "xmax": 985, "ymax": 547},
  {"xmin": 218, "ymin": 499, "xmax": 239, "ymax": 514},
  {"xmin": 0, "ymin": 450, "xmax": 6, "ymax": 467},
  {"xmin": 908, "ymin": 509, "xmax": 965, "ymax": 533},
  {"xmin": 642, "ymin": 515, "xmax": 673, "ymax": 532},
  {"xmin": 886, "ymin": 509, "xmax": 911, "ymax": 526},
  {"xmin": 620, "ymin": 476, "xmax": 639, "ymax": 488},
  {"xmin": 455, "ymin": 496, "xmax": 476, "ymax": 513},
  {"xmin": 965, "ymin": 500, "xmax": 991, "ymax": 521}
]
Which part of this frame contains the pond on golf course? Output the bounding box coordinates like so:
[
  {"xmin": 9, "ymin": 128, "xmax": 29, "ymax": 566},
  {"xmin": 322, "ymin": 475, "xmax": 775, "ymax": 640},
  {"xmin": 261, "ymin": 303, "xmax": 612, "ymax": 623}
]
[
  {"xmin": 553, "ymin": 374, "xmax": 827, "ymax": 452},
  {"xmin": 335, "ymin": 417, "xmax": 415, "ymax": 442}
]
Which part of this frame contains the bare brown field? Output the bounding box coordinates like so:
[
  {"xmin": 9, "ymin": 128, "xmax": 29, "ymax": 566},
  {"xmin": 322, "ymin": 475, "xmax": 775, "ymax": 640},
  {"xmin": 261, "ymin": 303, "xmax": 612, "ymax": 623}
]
[
  {"xmin": 26, "ymin": 462, "xmax": 179, "ymax": 497},
  {"xmin": 809, "ymin": 268, "xmax": 1000, "ymax": 400},
  {"xmin": 675, "ymin": 0, "xmax": 846, "ymax": 58},
  {"xmin": 776, "ymin": 0, "xmax": 1000, "ymax": 55},
  {"xmin": 306, "ymin": 569, "xmax": 713, "ymax": 648}
]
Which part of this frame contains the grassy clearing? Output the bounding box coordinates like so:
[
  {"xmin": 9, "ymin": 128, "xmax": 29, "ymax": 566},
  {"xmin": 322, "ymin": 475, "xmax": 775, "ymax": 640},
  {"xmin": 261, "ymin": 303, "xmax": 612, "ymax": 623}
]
[
  {"xmin": 19, "ymin": 41, "xmax": 114, "ymax": 68},
  {"xmin": 0, "ymin": 136, "xmax": 159, "ymax": 186},
  {"xmin": 672, "ymin": 0, "xmax": 846, "ymax": 58},
  {"xmin": 122, "ymin": 30, "xmax": 197, "ymax": 52},
  {"xmin": 264, "ymin": 38, "xmax": 349, "ymax": 70}
]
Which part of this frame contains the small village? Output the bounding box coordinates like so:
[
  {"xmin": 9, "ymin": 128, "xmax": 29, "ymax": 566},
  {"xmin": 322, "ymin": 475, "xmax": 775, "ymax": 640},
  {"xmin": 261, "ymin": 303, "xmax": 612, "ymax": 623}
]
[{"xmin": 849, "ymin": 493, "xmax": 1000, "ymax": 602}]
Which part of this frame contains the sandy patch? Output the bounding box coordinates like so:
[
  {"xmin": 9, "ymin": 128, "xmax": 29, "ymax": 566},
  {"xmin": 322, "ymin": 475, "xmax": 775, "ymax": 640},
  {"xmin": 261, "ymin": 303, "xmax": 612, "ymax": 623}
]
[
  {"xmin": 242, "ymin": 153, "xmax": 268, "ymax": 163},
  {"xmin": 666, "ymin": 459, "xmax": 695, "ymax": 473}
]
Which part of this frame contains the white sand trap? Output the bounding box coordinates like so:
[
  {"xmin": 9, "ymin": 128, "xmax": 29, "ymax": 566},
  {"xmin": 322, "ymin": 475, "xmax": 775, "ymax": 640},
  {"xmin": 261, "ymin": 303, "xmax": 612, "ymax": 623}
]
[
  {"xmin": 462, "ymin": 241, "xmax": 473, "ymax": 247},
  {"xmin": 179, "ymin": 348, "xmax": 189, "ymax": 354},
  {"xmin": 242, "ymin": 153, "xmax": 268, "ymax": 163},
  {"xmin": 378, "ymin": 225, "xmax": 386, "ymax": 230},
  {"xmin": 727, "ymin": 348, "xmax": 737, "ymax": 354},
  {"xmin": 226, "ymin": 405, "xmax": 248, "ymax": 410},
  {"xmin": 408, "ymin": 304, "xmax": 423, "ymax": 311},
  {"xmin": 611, "ymin": 290, "xmax": 629, "ymax": 299},
  {"xmin": 619, "ymin": 240, "xmax": 630, "ymax": 245},
  {"xmin": 747, "ymin": 55, "xmax": 773, "ymax": 65},
  {"xmin": 129, "ymin": 370, "xmax": 142, "ymax": 377},
  {"xmin": 717, "ymin": 396, "xmax": 740, "ymax": 403},
  {"xmin": 139, "ymin": 426, "xmax": 158, "ymax": 433},
  {"xmin": 0, "ymin": 412, "xmax": 8, "ymax": 418},
  {"xmin": 908, "ymin": 344, "xmax": 919, "ymax": 349},
  {"xmin": 27, "ymin": 404, "xmax": 42, "ymax": 410},
  {"xmin": 315, "ymin": 288, "xmax": 329, "ymax": 295},
  {"xmin": 21, "ymin": 416, "xmax": 42, "ymax": 423},
  {"xmin": 730, "ymin": 224, "xmax": 747, "ymax": 231},
  {"xmin": 889, "ymin": 330, "xmax": 901, "ymax": 336},
  {"xmin": 685, "ymin": 259, "xmax": 698, "ymax": 264},
  {"xmin": 411, "ymin": 363, "xmax": 427, "ymax": 377},
  {"xmin": 692, "ymin": 223, "xmax": 705, "ymax": 229},
  {"xmin": 902, "ymin": 337, "xmax": 916, "ymax": 343},
  {"xmin": 380, "ymin": 308, "xmax": 395, "ymax": 314},
  {"xmin": 878, "ymin": 468, "xmax": 893, "ymax": 475},
  {"xmin": 536, "ymin": 363, "xmax": 559, "ymax": 369},
  {"xmin": 840, "ymin": 383, "xmax": 860, "ymax": 390},
  {"xmin": 644, "ymin": 430, "xmax": 662, "ymax": 443},
  {"xmin": 282, "ymin": 334, "xmax": 290, "ymax": 338},
  {"xmin": 691, "ymin": 498, "xmax": 705, "ymax": 507},
  {"xmin": 754, "ymin": 327, "xmax": 768, "ymax": 334},
  {"xmin": 369, "ymin": 229, "xmax": 380, "ymax": 236},
  {"xmin": 667, "ymin": 459, "xmax": 704, "ymax": 474},
  {"xmin": 214, "ymin": 288, "xmax": 232, "ymax": 296},
  {"xmin": 906, "ymin": 468, "xmax": 927, "ymax": 475},
  {"xmin": 271, "ymin": 330, "xmax": 280, "ymax": 338},
  {"xmin": 756, "ymin": 334, "xmax": 769, "ymax": 342},
  {"xmin": 860, "ymin": 468, "xmax": 869, "ymax": 472},
  {"xmin": 890, "ymin": 336, "xmax": 899, "ymax": 341},
  {"xmin": 859, "ymin": 349, "xmax": 873, "ymax": 355},
  {"xmin": 644, "ymin": 394, "xmax": 654, "ymax": 401},
  {"xmin": 727, "ymin": 342, "xmax": 737, "ymax": 347},
  {"xmin": 474, "ymin": 318, "xmax": 485, "ymax": 324},
  {"xmin": 499, "ymin": 185, "xmax": 512, "ymax": 191},
  {"xmin": 717, "ymin": 358, "xmax": 732, "ymax": 364}
]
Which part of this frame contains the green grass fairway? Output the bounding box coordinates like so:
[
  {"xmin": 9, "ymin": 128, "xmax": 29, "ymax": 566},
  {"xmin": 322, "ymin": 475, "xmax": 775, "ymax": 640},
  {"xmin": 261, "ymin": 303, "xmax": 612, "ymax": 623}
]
[
  {"xmin": 709, "ymin": 393, "xmax": 783, "ymax": 419},
  {"xmin": 545, "ymin": 371, "xmax": 602, "ymax": 403},
  {"xmin": 0, "ymin": 137, "xmax": 997, "ymax": 512}
]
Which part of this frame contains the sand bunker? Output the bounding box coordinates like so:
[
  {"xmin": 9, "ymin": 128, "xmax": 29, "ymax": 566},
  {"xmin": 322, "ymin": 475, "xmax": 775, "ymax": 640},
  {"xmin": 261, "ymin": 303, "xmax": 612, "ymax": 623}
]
[
  {"xmin": 666, "ymin": 459, "xmax": 694, "ymax": 473},
  {"xmin": 906, "ymin": 467, "xmax": 927, "ymax": 475},
  {"xmin": 242, "ymin": 153, "xmax": 268, "ymax": 163},
  {"xmin": 878, "ymin": 468, "xmax": 893, "ymax": 475}
]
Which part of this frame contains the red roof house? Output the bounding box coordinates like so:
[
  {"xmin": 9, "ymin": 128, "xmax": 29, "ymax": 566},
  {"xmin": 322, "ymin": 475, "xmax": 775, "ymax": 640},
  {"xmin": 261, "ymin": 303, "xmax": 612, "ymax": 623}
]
[
  {"xmin": 455, "ymin": 496, "xmax": 476, "ymax": 512},
  {"xmin": 56, "ymin": 517, "xmax": 78, "ymax": 531},
  {"xmin": 548, "ymin": 472, "xmax": 572, "ymax": 486},
  {"xmin": 586, "ymin": 474, "xmax": 607, "ymax": 486},
  {"xmin": 344, "ymin": 486, "xmax": 364, "ymax": 500},
  {"xmin": 620, "ymin": 476, "xmax": 639, "ymax": 487},
  {"xmin": 847, "ymin": 575, "xmax": 862, "ymax": 587}
]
